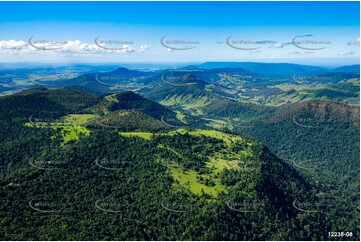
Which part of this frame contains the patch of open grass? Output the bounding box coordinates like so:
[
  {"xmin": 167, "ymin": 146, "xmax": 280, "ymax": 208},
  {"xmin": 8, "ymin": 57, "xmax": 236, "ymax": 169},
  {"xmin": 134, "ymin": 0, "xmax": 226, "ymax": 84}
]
[
  {"xmin": 169, "ymin": 167, "xmax": 225, "ymax": 197},
  {"xmin": 104, "ymin": 94, "xmax": 119, "ymax": 103},
  {"xmin": 62, "ymin": 114, "xmax": 96, "ymax": 124},
  {"xmin": 24, "ymin": 114, "xmax": 94, "ymax": 145},
  {"xmin": 169, "ymin": 129, "xmax": 243, "ymax": 147},
  {"xmin": 175, "ymin": 110, "xmax": 188, "ymax": 124},
  {"xmin": 160, "ymin": 94, "xmax": 211, "ymax": 115},
  {"xmin": 54, "ymin": 125, "xmax": 90, "ymax": 145},
  {"xmin": 119, "ymin": 132, "xmax": 153, "ymax": 140},
  {"xmin": 120, "ymin": 128, "xmax": 255, "ymax": 197}
]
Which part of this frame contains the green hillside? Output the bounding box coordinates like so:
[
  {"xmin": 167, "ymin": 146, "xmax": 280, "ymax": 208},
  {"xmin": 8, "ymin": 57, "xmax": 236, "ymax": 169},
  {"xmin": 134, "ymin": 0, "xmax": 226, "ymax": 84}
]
[{"xmin": 0, "ymin": 88, "xmax": 359, "ymax": 240}]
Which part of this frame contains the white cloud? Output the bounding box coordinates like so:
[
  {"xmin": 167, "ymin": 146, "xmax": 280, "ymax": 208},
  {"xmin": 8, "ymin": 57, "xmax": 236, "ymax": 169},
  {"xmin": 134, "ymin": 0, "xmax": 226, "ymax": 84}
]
[
  {"xmin": 138, "ymin": 44, "xmax": 151, "ymax": 53},
  {"xmin": 289, "ymin": 51, "xmax": 314, "ymax": 55},
  {"xmin": 0, "ymin": 40, "xmax": 27, "ymax": 49},
  {"xmin": 0, "ymin": 40, "xmax": 34, "ymax": 54},
  {"xmin": 273, "ymin": 42, "xmax": 285, "ymax": 48},
  {"xmin": 0, "ymin": 39, "xmax": 151, "ymax": 55},
  {"xmin": 347, "ymin": 37, "xmax": 360, "ymax": 46},
  {"xmin": 257, "ymin": 40, "xmax": 293, "ymax": 48},
  {"xmin": 338, "ymin": 51, "xmax": 355, "ymax": 56},
  {"xmin": 248, "ymin": 50, "xmax": 262, "ymax": 54},
  {"xmin": 289, "ymin": 51, "xmax": 302, "ymax": 55}
]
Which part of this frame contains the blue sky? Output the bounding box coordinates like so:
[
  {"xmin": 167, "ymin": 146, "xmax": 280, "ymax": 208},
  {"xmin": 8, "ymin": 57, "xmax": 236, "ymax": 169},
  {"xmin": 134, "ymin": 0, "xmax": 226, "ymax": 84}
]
[{"xmin": 0, "ymin": 1, "xmax": 359, "ymax": 66}]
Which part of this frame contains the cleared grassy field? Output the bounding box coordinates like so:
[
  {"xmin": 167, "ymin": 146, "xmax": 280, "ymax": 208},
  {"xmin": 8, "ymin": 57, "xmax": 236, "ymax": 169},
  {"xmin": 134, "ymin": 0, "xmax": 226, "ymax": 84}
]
[
  {"xmin": 24, "ymin": 114, "xmax": 94, "ymax": 145},
  {"xmin": 54, "ymin": 126, "xmax": 90, "ymax": 145},
  {"xmin": 119, "ymin": 132, "xmax": 153, "ymax": 140},
  {"xmin": 160, "ymin": 95, "xmax": 211, "ymax": 115},
  {"xmin": 166, "ymin": 128, "xmax": 244, "ymax": 147},
  {"xmin": 169, "ymin": 167, "xmax": 225, "ymax": 196},
  {"xmin": 175, "ymin": 110, "xmax": 188, "ymax": 124},
  {"xmin": 104, "ymin": 94, "xmax": 119, "ymax": 103},
  {"xmin": 62, "ymin": 114, "xmax": 96, "ymax": 124},
  {"xmin": 152, "ymin": 129, "xmax": 254, "ymax": 196}
]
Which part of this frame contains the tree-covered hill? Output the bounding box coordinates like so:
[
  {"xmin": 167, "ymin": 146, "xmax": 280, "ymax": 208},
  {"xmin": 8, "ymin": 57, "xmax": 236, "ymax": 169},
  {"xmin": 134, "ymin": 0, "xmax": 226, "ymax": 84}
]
[{"xmin": 1, "ymin": 88, "xmax": 358, "ymax": 240}]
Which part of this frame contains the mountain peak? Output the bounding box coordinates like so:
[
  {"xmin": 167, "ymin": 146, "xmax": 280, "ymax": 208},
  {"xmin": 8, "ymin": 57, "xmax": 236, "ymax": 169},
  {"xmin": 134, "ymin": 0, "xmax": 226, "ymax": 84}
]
[
  {"xmin": 115, "ymin": 90, "xmax": 145, "ymax": 101},
  {"xmin": 114, "ymin": 67, "xmax": 131, "ymax": 72}
]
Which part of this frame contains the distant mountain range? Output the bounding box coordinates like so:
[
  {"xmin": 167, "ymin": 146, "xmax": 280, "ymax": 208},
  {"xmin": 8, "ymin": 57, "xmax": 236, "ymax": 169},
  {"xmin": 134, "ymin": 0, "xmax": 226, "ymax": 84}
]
[{"xmin": 193, "ymin": 62, "xmax": 360, "ymax": 76}]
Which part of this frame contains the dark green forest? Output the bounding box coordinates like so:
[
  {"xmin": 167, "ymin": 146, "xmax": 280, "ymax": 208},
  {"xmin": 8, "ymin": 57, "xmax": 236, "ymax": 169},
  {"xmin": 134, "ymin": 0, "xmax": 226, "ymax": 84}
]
[{"xmin": 0, "ymin": 88, "xmax": 359, "ymax": 240}]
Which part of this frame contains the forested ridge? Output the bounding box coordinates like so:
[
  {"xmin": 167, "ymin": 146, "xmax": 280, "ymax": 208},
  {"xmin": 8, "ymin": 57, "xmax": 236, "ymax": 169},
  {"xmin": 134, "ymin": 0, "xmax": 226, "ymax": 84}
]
[{"xmin": 0, "ymin": 88, "xmax": 359, "ymax": 240}]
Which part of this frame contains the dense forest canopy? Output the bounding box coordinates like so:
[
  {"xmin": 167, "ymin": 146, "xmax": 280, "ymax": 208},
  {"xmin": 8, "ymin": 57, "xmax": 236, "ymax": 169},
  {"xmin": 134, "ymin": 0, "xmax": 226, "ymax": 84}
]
[{"xmin": 0, "ymin": 87, "xmax": 359, "ymax": 240}]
